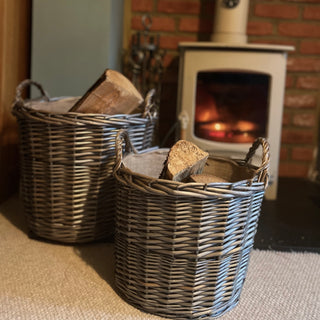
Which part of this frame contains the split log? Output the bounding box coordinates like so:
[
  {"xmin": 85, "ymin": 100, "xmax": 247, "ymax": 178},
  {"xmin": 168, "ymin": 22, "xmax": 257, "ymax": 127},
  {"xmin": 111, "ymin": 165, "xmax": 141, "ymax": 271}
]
[
  {"xmin": 159, "ymin": 140, "xmax": 209, "ymax": 182},
  {"xmin": 69, "ymin": 69, "xmax": 143, "ymax": 114},
  {"xmin": 189, "ymin": 173, "xmax": 228, "ymax": 183}
]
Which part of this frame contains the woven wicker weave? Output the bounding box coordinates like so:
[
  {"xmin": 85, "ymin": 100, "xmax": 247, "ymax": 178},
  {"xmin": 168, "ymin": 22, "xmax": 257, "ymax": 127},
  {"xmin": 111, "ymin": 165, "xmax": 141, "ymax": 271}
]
[
  {"xmin": 114, "ymin": 130, "xmax": 270, "ymax": 319},
  {"xmin": 12, "ymin": 80, "xmax": 157, "ymax": 244}
]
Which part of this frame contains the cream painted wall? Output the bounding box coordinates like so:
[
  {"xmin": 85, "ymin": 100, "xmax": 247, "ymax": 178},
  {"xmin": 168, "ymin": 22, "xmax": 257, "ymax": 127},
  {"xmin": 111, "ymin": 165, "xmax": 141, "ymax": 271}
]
[{"xmin": 31, "ymin": 0, "xmax": 124, "ymax": 98}]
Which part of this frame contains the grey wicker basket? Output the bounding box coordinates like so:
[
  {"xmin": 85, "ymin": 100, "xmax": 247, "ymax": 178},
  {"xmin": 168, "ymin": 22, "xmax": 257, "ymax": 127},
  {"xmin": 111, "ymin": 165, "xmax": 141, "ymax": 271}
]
[
  {"xmin": 12, "ymin": 80, "xmax": 157, "ymax": 244},
  {"xmin": 113, "ymin": 130, "xmax": 270, "ymax": 319}
]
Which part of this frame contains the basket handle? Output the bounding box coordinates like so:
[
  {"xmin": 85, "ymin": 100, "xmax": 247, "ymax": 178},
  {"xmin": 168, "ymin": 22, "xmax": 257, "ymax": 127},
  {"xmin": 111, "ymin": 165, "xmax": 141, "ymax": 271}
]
[
  {"xmin": 142, "ymin": 88, "xmax": 156, "ymax": 118},
  {"xmin": 114, "ymin": 129, "xmax": 138, "ymax": 172},
  {"xmin": 14, "ymin": 79, "xmax": 50, "ymax": 106},
  {"xmin": 244, "ymin": 137, "xmax": 270, "ymax": 186}
]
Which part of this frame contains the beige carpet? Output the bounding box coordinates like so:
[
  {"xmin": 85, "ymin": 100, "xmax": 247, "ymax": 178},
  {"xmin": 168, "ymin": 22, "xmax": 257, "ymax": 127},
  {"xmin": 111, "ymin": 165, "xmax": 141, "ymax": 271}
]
[{"xmin": 1, "ymin": 195, "xmax": 319, "ymax": 320}]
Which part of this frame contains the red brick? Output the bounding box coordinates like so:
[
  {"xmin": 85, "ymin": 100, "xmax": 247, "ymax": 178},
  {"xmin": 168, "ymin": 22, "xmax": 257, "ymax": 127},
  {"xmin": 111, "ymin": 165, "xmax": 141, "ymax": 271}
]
[
  {"xmin": 160, "ymin": 35, "xmax": 197, "ymax": 50},
  {"xmin": 249, "ymin": 38, "xmax": 297, "ymax": 49},
  {"xmin": 282, "ymin": 112, "xmax": 291, "ymax": 126},
  {"xmin": 158, "ymin": 0, "xmax": 200, "ymax": 14},
  {"xmin": 300, "ymin": 40, "xmax": 320, "ymax": 54},
  {"xmin": 131, "ymin": 16, "xmax": 176, "ymax": 32},
  {"xmin": 179, "ymin": 17, "xmax": 212, "ymax": 33},
  {"xmin": 255, "ymin": 4, "xmax": 299, "ymax": 19},
  {"xmin": 281, "ymin": 129, "xmax": 314, "ymax": 144},
  {"xmin": 280, "ymin": 147, "xmax": 288, "ymax": 161},
  {"xmin": 287, "ymin": 57, "xmax": 320, "ymax": 72},
  {"xmin": 279, "ymin": 22, "xmax": 320, "ymax": 38},
  {"xmin": 131, "ymin": 16, "xmax": 147, "ymax": 30},
  {"xmin": 292, "ymin": 113, "xmax": 316, "ymax": 127},
  {"xmin": 179, "ymin": 18, "xmax": 198, "ymax": 32},
  {"xmin": 304, "ymin": 6, "xmax": 320, "ymax": 20},
  {"xmin": 284, "ymin": 94, "xmax": 316, "ymax": 108},
  {"xmin": 296, "ymin": 76, "xmax": 320, "ymax": 89},
  {"xmin": 152, "ymin": 16, "xmax": 177, "ymax": 31},
  {"xmin": 247, "ymin": 21, "xmax": 273, "ymax": 36},
  {"xmin": 292, "ymin": 147, "xmax": 315, "ymax": 161},
  {"xmin": 132, "ymin": 0, "xmax": 153, "ymax": 12},
  {"xmin": 286, "ymin": 75, "xmax": 295, "ymax": 88},
  {"xmin": 162, "ymin": 53, "xmax": 179, "ymax": 68},
  {"xmin": 278, "ymin": 163, "xmax": 309, "ymax": 178}
]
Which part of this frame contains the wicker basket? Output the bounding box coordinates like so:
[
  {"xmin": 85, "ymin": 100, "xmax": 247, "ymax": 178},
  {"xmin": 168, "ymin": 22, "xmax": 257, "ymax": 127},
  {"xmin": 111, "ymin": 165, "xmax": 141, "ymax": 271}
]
[
  {"xmin": 12, "ymin": 80, "xmax": 157, "ymax": 244},
  {"xmin": 113, "ymin": 130, "xmax": 270, "ymax": 319}
]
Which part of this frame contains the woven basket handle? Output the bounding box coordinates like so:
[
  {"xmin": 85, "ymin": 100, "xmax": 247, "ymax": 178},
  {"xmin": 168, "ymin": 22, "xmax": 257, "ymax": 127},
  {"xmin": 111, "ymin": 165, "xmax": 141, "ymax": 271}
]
[
  {"xmin": 14, "ymin": 79, "xmax": 50, "ymax": 106},
  {"xmin": 114, "ymin": 129, "xmax": 138, "ymax": 172},
  {"xmin": 244, "ymin": 137, "xmax": 270, "ymax": 186}
]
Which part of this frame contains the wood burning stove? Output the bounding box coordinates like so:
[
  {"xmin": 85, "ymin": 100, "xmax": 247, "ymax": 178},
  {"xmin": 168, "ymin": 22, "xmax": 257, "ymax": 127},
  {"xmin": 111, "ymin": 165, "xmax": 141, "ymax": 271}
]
[{"xmin": 177, "ymin": 0, "xmax": 294, "ymax": 200}]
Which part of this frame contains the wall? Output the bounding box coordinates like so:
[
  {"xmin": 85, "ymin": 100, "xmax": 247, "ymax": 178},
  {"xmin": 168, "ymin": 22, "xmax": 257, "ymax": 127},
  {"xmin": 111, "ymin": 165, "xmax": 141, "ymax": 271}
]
[
  {"xmin": 127, "ymin": 0, "xmax": 320, "ymax": 178},
  {"xmin": 0, "ymin": 0, "xmax": 31, "ymax": 202},
  {"xmin": 31, "ymin": 0, "xmax": 124, "ymax": 97}
]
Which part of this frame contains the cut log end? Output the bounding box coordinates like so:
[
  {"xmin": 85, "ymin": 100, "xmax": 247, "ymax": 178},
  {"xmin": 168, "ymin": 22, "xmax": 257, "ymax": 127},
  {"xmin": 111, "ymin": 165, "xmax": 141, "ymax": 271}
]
[
  {"xmin": 159, "ymin": 140, "xmax": 209, "ymax": 182},
  {"xmin": 189, "ymin": 173, "xmax": 228, "ymax": 184}
]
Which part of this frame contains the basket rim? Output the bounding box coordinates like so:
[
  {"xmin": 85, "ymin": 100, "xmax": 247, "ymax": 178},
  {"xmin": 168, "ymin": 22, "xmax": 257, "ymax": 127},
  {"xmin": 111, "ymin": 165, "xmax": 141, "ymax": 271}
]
[
  {"xmin": 11, "ymin": 79, "xmax": 157, "ymax": 126},
  {"xmin": 12, "ymin": 103, "xmax": 157, "ymax": 127},
  {"xmin": 115, "ymin": 161, "xmax": 266, "ymax": 199},
  {"xmin": 114, "ymin": 130, "xmax": 270, "ymax": 199}
]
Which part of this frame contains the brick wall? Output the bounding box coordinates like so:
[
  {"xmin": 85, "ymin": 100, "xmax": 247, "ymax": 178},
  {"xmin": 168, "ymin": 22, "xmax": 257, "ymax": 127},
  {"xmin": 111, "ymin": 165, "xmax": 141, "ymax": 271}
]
[{"xmin": 128, "ymin": 0, "xmax": 320, "ymax": 178}]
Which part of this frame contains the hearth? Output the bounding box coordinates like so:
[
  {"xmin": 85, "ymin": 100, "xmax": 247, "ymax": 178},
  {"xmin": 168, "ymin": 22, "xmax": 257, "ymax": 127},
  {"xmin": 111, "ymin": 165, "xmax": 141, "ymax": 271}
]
[{"xmin": 177, "ymin": 0, "xmax": 294, "ymax": 200}]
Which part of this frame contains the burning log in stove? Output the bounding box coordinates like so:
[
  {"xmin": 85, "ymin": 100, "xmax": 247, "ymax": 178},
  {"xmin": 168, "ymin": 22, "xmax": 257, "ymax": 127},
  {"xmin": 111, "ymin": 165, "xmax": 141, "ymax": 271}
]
[{"xmin": 195, "ymin": 120, "xmax": 260, "ymax": 143}]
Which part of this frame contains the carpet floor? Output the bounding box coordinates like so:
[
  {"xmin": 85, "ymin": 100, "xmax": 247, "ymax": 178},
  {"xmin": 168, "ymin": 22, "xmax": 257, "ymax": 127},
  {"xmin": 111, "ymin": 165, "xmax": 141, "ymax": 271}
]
[{"xmin": 1, "ymin": 195, "xmax": 319, "ymax": 320}]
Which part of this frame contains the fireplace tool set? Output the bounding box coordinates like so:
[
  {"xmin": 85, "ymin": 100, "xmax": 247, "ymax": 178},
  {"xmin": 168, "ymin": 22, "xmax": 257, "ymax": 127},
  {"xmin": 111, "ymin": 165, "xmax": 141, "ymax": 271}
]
[{"xmin": 123, "ymin": 14, "xmax": 166, "ymax": 109}]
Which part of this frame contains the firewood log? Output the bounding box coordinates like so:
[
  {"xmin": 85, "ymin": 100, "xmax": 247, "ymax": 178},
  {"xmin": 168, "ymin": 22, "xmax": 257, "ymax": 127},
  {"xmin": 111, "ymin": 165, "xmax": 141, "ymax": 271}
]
[
  {"xmin": 69, "ymin": 69, "xmax": 143, "ymax": 114},
  {"xmin": 159, "ymin": 140, "xmax": 209, "ymax": 182},
  {"xmin": 189, "ymin": 173, "xmax": 228, "ymax": 183}
]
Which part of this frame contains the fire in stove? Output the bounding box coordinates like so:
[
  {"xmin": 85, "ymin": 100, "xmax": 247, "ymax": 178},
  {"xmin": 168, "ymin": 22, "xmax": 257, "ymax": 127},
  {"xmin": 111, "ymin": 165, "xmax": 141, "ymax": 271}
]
[
  {"xmin": 194, "ymin": 71, "xmax": 269, "ymax": 144},
  {"xmin": 196, "ymin": 120, "xmax": 260, "ymax": 143}
]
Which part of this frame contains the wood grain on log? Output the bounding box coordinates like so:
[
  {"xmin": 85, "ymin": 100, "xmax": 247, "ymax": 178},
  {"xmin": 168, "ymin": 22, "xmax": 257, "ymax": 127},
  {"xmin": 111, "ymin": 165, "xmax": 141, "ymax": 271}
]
[
  {"xmin": 159, "ymin": 140, "xmax": 209, "ymax": 182},
  {"xmin": 69, "ymin": 69, "xmax": 143, "ymax": 114}
]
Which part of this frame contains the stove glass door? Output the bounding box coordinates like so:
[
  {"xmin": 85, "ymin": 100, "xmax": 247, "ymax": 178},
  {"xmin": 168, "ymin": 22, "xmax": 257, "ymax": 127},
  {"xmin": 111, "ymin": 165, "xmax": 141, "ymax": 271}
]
[{"xmin": 194, "ymin": 71, "xmax": 270, "ymax": 143}]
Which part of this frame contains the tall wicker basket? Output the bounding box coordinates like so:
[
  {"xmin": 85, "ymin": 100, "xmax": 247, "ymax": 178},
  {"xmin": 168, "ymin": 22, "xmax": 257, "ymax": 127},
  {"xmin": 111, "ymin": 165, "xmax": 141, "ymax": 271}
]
[
  {"xmin": 114, "ymin": 130, "xmax": 270, "ymax": 319},
  {"xmin": 12, "ymin": 80, "xmax": 157, "ymax": 244}
]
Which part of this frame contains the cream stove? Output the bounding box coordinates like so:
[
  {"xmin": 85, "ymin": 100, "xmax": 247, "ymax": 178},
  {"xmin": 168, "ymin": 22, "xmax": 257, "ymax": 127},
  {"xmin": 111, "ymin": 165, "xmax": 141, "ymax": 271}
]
[{"xmin": 177, "ymin": 0, "xmax": 294, "ymax": 200}]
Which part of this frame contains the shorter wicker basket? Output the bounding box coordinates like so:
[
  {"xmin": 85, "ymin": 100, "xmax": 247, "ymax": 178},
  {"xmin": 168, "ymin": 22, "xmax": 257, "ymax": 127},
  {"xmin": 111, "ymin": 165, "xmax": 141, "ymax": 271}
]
[
  {"xmin": 12, "ymin": 80, "xmax": 157, "ymax": 244},
  {"xmin": 114, "ymin": 130, "xmax": 270, "ymax": 319}
]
